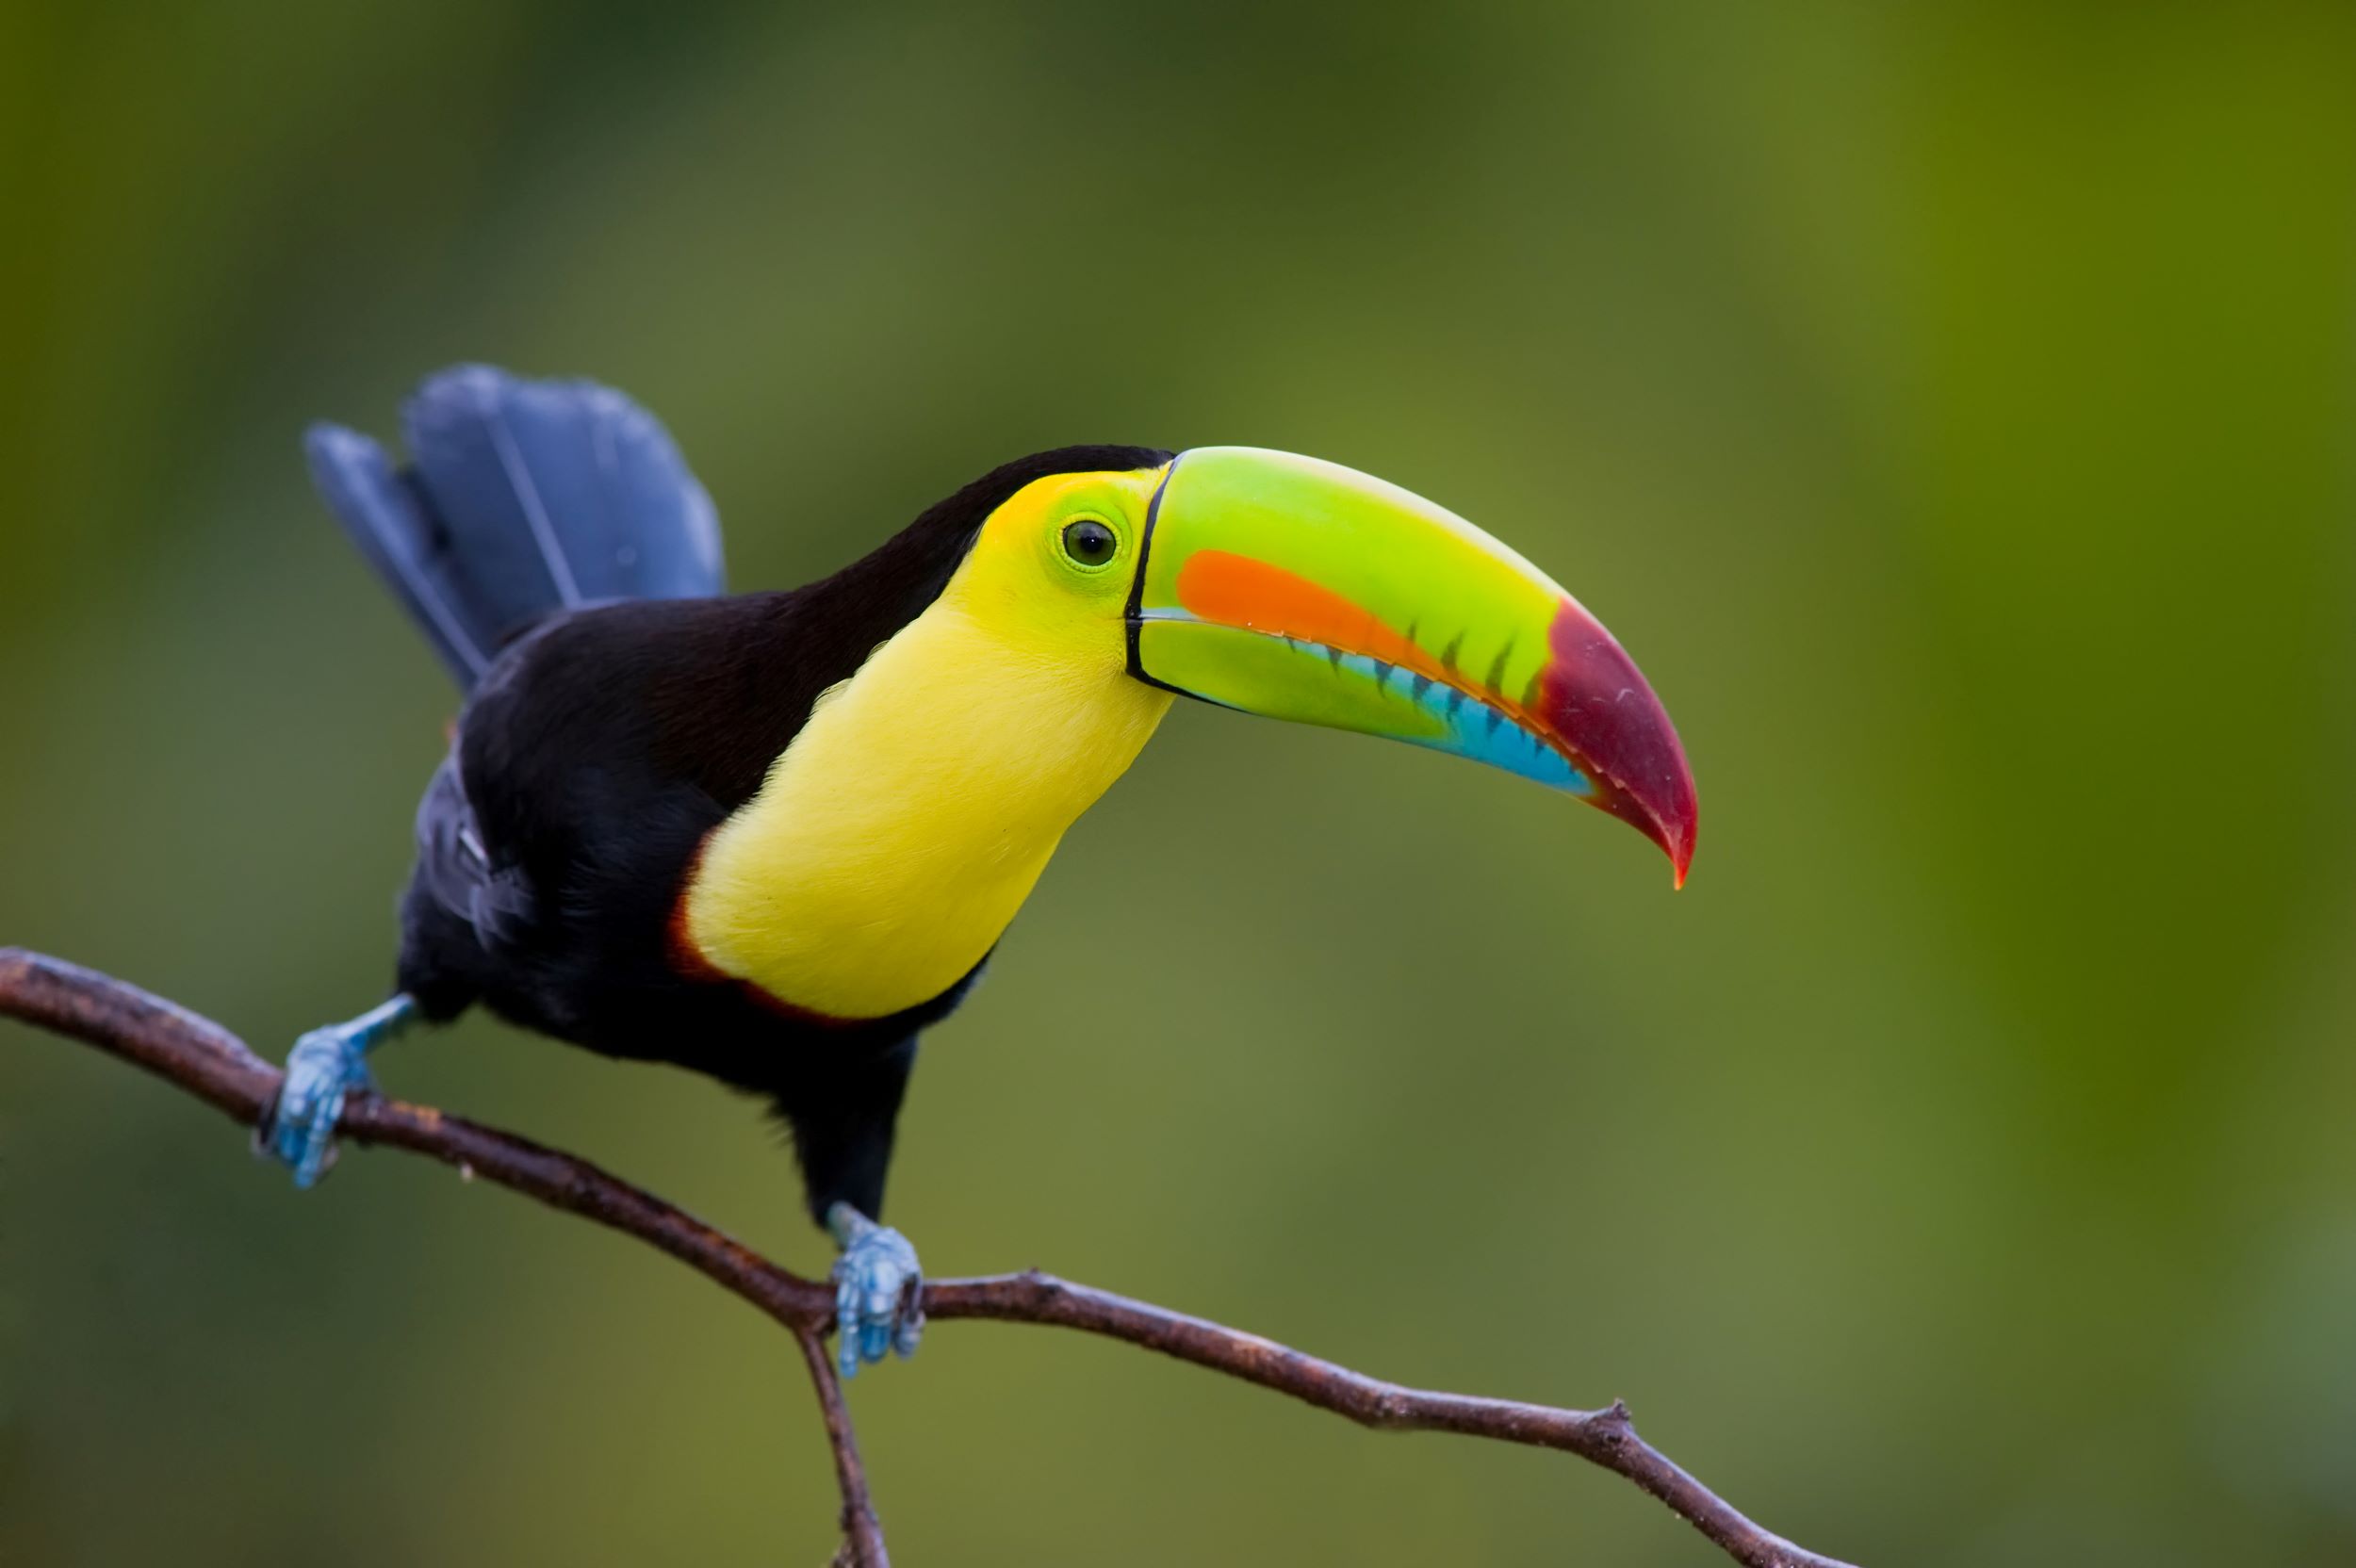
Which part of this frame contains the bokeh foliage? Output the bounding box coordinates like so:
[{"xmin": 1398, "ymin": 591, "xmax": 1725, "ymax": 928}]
[{"xmin": 4, "ymin": 3, "xmax": 2353, "ymax": 1563}]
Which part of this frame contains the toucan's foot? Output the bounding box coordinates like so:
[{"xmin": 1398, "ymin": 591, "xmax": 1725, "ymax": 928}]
[
  {"xmin": 256, "ymin": 996, "xmax": 416, "ymax": 1188},
  {"xmin": 260, "ymin": 1024, "xmax": 371, "ymax": 1187},
  {"xmin": 827, "ymin": 1202, "xmax": 924, "ymax": 1380}
]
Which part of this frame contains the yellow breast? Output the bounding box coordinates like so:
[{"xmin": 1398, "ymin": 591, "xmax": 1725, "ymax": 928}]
[{"xmin": 679, "ymin": 580, "xmax": 1172, "ymax": 1021}]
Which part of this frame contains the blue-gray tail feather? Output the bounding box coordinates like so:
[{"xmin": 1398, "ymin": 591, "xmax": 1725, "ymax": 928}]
[{"xmin": 306, "ymin": 364, "xmax": 726, "ymax": 691}]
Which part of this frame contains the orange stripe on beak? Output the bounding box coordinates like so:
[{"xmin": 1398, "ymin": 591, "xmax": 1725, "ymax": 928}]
[{"xmin": 1179, "ymin": 550, "xmax": 1488, "ymax": 708}]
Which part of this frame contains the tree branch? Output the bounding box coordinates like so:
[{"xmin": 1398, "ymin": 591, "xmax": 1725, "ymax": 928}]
[{"xmin": 0, "ymin": 948, "xmax": 1856, "ymax": 1568}]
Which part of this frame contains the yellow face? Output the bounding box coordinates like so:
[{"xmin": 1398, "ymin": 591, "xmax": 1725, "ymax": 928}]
[
  {"xmin": 946, "ymin": 466, "xmax": 1170, "ymax": 673},
  {"xmin": 679, "ymin": 463, "xmax": 1181, "ymax": 1021}
]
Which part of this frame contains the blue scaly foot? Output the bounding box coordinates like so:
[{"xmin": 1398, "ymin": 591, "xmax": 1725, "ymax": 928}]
[
  {"xmin": 827, "ymin": 1201, "xmax": 924, "ymax": 1379},
  {"xmin": 256, "ymin": 995, "xmax": 417, "ymax": 1188}
]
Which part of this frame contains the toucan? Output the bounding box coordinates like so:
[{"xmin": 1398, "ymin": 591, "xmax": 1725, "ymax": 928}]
[{"xmin": 265, "ymin": 366, "xmax": 1697, "ymax": 1378}]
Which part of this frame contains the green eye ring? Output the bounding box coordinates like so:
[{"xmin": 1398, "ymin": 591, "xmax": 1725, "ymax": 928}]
[{"xmin": 1059, "ymin": 516, "xmax": 1119, "ymax": 569}]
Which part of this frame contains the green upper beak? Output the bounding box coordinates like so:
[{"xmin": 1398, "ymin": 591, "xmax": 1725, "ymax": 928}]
[{"xmin": 1125, "ymin": 447, "xmax": 1698, "ymax": 884}]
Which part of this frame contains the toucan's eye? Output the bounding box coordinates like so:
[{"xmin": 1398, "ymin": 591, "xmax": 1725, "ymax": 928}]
[{"xmin": 1060, "ymin": 518, "xmax": 1118, "ymax": 568}]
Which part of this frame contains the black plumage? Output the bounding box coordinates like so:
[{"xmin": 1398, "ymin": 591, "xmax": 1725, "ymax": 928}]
[{"xmin": 313, "ymin": 365, "xmax": 1169, "ymax": 1224}]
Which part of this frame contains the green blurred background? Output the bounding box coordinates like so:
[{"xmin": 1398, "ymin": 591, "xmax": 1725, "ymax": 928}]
[{"xmin": 4, "ymin": 3, "xmax": 2353, "ymax": 1563}]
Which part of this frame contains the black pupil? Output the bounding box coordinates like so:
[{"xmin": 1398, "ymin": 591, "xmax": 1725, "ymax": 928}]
[{"xmin": 1063, "ymin": 519, "xmax": 1116, "ymax": 565}]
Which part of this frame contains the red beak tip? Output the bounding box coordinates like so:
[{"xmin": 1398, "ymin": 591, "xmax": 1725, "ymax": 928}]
[{"xmin": 1655, "ymin": 807, "xmax": 1697, "ymax": 889}]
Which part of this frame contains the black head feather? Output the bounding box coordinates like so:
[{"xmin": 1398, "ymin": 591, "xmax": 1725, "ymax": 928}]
[
  {"xmin": 821, "ymin": 444, "xmax": 1175, "ymax": 628},
  {"xmin": 757, "ymin": 445, "xmax": 1174, "ymax": 702}
]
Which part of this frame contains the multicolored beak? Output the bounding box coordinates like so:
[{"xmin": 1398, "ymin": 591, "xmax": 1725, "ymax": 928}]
[{"xmin": 1126, "ymin": 447, "xmax": 1697, "ymax": 884}]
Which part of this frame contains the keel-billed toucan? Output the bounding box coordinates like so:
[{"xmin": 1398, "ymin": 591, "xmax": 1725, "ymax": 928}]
[{"xmin": 266, "ymin": 366, "xmax": 1697, "ymax": 1376}]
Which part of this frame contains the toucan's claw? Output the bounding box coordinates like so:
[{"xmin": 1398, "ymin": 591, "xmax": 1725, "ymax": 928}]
[
  {"xmin": 827, "ymin": 1203, "xmax": 924, "ymax": 1379},
  {"xmin": 256, "ymin": 996, "xmax": 417, "ymax": 1187}
]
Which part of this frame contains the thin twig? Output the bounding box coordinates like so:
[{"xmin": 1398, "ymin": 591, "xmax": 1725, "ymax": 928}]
[
  {"xmin": 793, "ymin": 1326, "xmax": 889, "ymax": 1568},
  {"xmin": 0, "ymin": 948, "xmax": 1856, "ymax": 1568}
]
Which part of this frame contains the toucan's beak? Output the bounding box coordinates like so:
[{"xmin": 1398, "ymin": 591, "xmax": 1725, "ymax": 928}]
[{"xmin": 1126, "ymin": 447, "xmax": 1697, "ymax": 884}]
